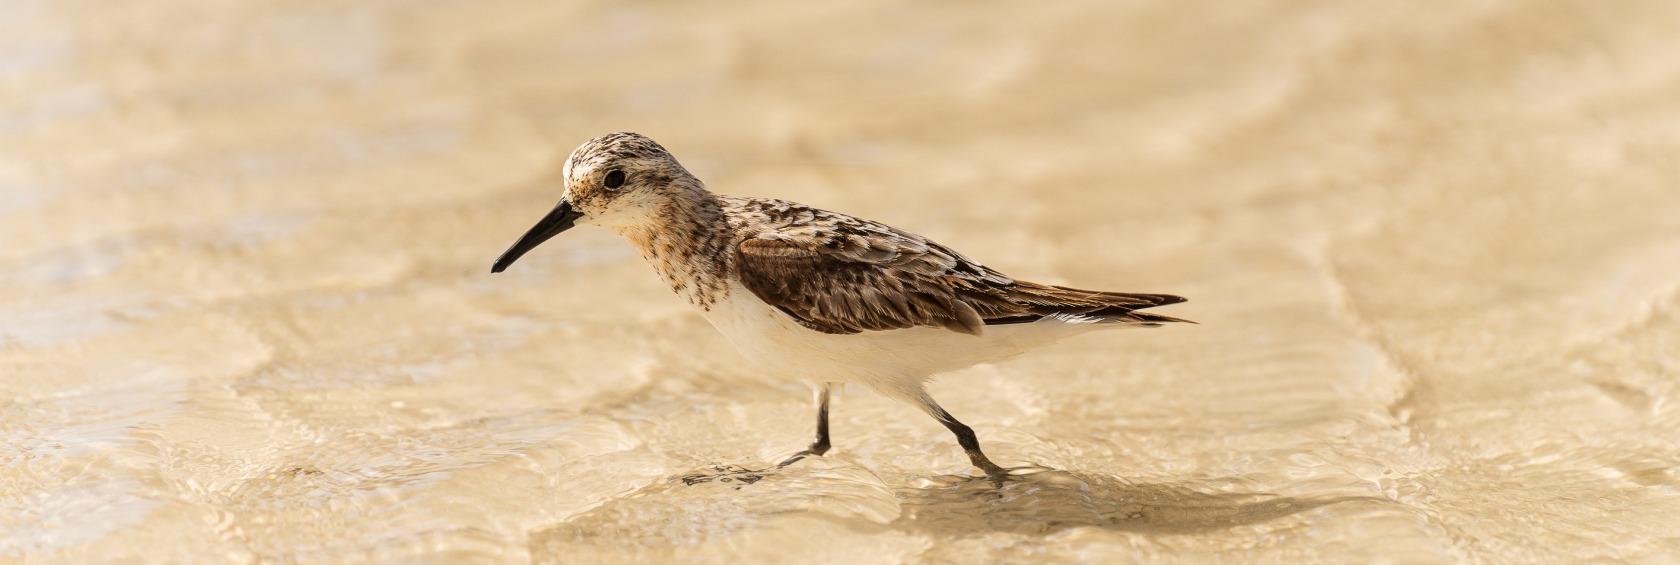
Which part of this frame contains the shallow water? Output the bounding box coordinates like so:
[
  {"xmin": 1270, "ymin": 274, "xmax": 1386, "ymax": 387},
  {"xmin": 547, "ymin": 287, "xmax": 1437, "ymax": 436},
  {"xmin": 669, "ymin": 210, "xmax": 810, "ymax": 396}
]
[{"xmin": 4, "ymin": 0, "xmax": 1680, "ymax": 562}]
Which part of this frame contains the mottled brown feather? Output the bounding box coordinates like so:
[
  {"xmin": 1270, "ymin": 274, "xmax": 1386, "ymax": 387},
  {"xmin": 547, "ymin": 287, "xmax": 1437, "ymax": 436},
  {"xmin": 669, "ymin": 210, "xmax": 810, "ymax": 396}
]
[{"xmin": 729, "ymin": 198, "xmax": 1190, "ymax": 336}]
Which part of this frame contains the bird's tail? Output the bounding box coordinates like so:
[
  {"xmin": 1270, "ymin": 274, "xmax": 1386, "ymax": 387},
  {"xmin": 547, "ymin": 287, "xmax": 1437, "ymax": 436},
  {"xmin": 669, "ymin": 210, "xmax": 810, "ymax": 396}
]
[
  {"xmin": 986, "ymin": 282, "xmax": 1193, "ymax": 327},
  {"xmin": 1072, "ymin": 298, "xmax": 1195, "ymax": 326}
]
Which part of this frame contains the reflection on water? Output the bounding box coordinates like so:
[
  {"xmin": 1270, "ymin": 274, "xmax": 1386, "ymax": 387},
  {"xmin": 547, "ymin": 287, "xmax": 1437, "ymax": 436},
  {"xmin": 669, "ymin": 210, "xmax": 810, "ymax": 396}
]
[
  {"xmin": 6, "ymin": 0, "xmax": 1680, "ymax": 561},
  {"xmin": 532, "ymin": 464, "xmax": 1375, "ymax": 563},
  {"xmin": 530, "ymin": 462, "xmax": 901, "ymax": 563},
  {"xmin": 678, "ymin": 464, "xmax": 773, "ymax": 486},
  {"xmin": 894, "ymin": 471, "xmax": 1367, "ymax": 536}
]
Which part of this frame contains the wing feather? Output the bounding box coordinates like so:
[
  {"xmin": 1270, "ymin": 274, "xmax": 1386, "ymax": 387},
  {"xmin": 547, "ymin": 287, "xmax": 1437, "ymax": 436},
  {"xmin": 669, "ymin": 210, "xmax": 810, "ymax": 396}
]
[{"xmin": 729, "ymin": 200, "xmax": 1189, "ymax": 336}]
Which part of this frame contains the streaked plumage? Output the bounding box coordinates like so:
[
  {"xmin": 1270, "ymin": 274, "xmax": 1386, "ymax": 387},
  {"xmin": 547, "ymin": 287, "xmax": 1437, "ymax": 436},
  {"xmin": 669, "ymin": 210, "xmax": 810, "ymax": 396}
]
[
  {"xmin": 492, "ymin": 132, "xmax": 1190, "ymax": 477},
  {"xmin": 729, "ymin": 198, "xmax": 1188, "ymax": 335}
]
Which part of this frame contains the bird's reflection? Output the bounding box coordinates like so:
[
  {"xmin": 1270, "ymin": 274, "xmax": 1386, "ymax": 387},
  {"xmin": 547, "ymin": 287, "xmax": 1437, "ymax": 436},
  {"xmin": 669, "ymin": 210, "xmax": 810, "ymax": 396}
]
[
  {"xmin": 529, "ymin": 462, "xmax": 1382, "ymax": 560},
  {"xmin": 892, "ymin": 469, "xmax": 1375, "ymax": 535}
]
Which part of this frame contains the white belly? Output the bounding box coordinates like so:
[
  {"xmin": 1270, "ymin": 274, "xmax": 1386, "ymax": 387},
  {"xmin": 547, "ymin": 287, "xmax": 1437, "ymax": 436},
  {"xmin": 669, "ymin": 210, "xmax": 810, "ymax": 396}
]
[{"xmin": 698, "ymin": 282, "xmax": 1096, "ymax": 397}]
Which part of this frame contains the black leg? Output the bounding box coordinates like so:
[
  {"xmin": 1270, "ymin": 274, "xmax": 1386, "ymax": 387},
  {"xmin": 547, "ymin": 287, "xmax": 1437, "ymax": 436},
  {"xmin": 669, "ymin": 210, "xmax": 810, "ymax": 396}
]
[
  {"xmin": 927, "ymin": 403, "xmax": 1008, "ymax": 477},
  {"xmin": 806, "ymin": 383, "xmax": 832, "ymax": 455},
  {"xmin": 778, "ymin": 383, "xmax": 832, "ymax": 467},
  {"xmin": 908, "ymin": 392, "xmax": 1008, "ymax": 477}
]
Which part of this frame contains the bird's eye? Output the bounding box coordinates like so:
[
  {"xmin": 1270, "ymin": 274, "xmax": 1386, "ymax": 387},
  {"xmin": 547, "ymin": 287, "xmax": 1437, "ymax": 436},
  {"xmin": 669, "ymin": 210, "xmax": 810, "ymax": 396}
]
[{"xmin": 603, "ymin": 170, "xmax": 626, "ymax": 189}]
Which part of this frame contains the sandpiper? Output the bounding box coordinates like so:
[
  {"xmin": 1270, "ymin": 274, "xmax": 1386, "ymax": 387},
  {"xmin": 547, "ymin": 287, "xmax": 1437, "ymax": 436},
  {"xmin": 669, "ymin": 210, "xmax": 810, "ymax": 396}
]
[{"xmin": 492, "ymin": 132, "xmax": 1190, "ymax": 477}]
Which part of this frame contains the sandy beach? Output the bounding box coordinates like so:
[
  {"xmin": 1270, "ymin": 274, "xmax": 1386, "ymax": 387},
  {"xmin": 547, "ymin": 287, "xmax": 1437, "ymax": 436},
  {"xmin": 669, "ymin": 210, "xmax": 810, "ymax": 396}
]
[{"xmin": 3, "ymin": 1, "xmax": 1679, "ymax": 562}]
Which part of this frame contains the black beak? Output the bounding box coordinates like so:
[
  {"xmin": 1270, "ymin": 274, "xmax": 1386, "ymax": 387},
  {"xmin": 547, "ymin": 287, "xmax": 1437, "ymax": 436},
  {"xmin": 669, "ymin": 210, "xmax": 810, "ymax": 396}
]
[{"xmin": 491, "ymin": 198, "xmax": 585, "ymax": 273}]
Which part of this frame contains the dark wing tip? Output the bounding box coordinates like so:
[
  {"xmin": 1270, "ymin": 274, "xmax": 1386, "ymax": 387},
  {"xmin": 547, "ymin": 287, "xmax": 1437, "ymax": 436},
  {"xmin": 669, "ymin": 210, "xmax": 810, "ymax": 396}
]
[
  {"xmin": 1134, "ymin": 311, "xmax": 1196, "ymax": 324},
  {"xmin": 1142, "ymin": 293, "xmax": 1188, "ymax": 306},
  {"xmin": 1116, "ymin": 293, "xmax": 1192, "ymax": 324}
]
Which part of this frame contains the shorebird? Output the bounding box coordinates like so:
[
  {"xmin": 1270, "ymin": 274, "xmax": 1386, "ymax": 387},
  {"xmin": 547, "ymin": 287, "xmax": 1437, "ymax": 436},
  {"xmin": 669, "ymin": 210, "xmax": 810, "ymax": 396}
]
[{"xmin": 492, "ymin": 132, "xmax": 1190, "ymax": 477}]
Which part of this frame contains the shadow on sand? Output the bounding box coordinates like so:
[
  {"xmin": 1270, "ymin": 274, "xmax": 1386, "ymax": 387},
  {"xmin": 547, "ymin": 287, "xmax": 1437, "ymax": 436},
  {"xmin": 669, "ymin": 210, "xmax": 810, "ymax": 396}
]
[
  {"xmin": 525, "ymin": 463, "xmax": 1384, "ymax": 562},
  {"xmin": 890, "ymin": 469, "xmax": 1376, "ymax": 536}
]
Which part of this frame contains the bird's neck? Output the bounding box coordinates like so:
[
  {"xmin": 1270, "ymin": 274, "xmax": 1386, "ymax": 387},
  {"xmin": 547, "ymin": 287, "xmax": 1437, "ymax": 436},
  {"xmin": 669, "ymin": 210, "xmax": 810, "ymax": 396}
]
[{"xmin": 616, "ymin": 185, "xmax": 733, "ymax": 309}]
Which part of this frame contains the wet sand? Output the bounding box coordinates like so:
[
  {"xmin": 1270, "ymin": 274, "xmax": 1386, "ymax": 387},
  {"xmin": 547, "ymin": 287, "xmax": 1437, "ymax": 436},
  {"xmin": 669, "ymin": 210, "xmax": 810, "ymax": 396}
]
[{"xmin": 4, "ymin": 0, "xmax": 1680, "ymax": 562}]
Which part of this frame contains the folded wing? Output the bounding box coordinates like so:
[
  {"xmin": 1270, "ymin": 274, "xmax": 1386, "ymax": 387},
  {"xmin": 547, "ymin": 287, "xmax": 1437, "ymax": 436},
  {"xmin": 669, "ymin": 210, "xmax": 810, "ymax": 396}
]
[{"xmin": 734, "ymin": 219, "xmax": 1189, "ymax": 336}]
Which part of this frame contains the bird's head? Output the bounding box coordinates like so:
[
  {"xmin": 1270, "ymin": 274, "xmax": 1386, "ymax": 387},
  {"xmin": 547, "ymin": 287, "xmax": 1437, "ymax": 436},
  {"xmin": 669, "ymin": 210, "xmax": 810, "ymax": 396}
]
[{"xmin": 492, "ymin": 132, "xmax": 701, "ymax": 273}]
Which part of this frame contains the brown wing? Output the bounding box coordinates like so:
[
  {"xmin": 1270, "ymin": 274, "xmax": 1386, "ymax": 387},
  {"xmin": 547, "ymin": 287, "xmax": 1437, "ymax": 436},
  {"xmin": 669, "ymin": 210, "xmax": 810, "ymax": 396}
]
[
  {"xmin": 733, "ymin": 220, "xmax": 1189, "ymax": 336},
  {"xmin": 735, "ymin": 237, "xmax": 993, "ymax": 335}
]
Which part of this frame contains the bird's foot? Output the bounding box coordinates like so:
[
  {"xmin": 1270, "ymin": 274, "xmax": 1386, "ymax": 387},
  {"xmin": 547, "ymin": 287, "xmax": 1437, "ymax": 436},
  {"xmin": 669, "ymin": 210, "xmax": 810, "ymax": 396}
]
[
  {"xmin": 969, "ymin": 459, "xmax": 1054, "ymax": 485},
  {"xmin": 678, "ymin": 443, "xmax": 834, "ymax": 487},
  {"xmin": 965, "ymin": 451, "xmax": 1016, "ymax": 481},
  {"xmin": 774, "ymin": 448, "xmax": 826, "ymax": 469},
  {"xmin": 975, "ymin": 463, "xmax": 1011, "ymax": 486}
]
